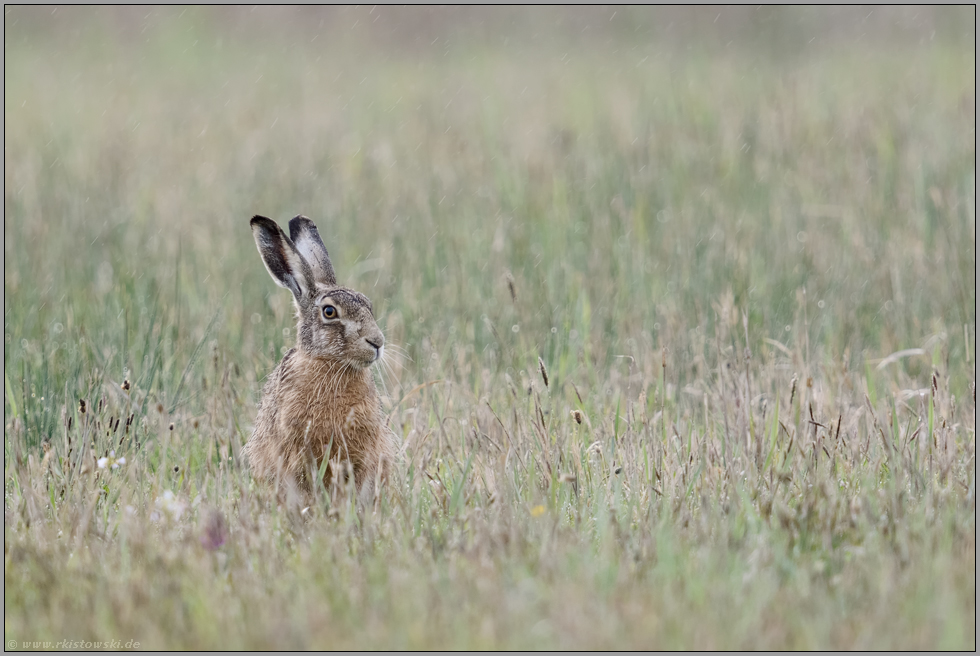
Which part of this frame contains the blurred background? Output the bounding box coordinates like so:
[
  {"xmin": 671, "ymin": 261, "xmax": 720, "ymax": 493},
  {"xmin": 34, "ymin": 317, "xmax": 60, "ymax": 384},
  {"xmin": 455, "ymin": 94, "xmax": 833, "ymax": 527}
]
[
  {"xmin": 7, "ymin": 6, "xmax": 974, "ymax": 53},
  {"xmin": 4, "ymin": 5, "xmax": 975, "ymax": 438}
]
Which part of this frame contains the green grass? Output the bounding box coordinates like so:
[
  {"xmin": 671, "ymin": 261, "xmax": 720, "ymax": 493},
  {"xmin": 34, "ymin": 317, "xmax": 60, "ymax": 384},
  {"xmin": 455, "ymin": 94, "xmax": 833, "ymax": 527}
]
[{"xmin": 4, "ymin": 7, "xmax": 976, "ymax": 650}]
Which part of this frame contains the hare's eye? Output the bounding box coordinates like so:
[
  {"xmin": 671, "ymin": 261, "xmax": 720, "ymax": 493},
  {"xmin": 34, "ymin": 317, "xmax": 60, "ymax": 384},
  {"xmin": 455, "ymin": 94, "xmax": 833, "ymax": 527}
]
[{"xmin": 322, "ymin": 305, "xmax": 337, "ymax": 319}]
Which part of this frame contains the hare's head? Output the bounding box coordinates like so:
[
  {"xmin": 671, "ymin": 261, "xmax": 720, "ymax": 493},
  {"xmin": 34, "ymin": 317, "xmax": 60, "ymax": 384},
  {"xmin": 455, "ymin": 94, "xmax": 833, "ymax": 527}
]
[{"xmin": 251, "ymin": 215, "xmax": 384, "ymax": 368}]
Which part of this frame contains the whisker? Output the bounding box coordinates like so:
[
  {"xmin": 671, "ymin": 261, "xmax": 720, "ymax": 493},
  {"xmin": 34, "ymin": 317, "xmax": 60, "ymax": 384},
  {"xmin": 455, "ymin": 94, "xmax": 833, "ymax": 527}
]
[
  {"xmin": 374, "ymin": 358, "xmax": 393, "ymax": 404},
  {"xmin": 382, "ymin": 350, "xmax": 403, "ymax": 387},
  {"xmin": 383, "ymin": 342, "xmax": 413, "ymax": 358}
]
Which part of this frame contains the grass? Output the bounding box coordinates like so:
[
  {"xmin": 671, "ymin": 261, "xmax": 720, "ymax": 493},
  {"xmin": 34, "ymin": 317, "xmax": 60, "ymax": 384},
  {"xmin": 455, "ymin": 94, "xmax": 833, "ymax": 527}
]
[{"xmin": 4, "ymin": 6, "xmax": 976, "ymax": 650}]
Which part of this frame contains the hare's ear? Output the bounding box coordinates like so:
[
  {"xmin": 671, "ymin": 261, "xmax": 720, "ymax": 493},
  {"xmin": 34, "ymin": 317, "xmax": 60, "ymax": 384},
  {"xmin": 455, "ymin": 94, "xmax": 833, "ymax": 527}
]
[
  {"xmin": 288, "ymin": 215, "xmax": 337, "ymax": 287},
  {"xmin": 250, "ymin": 215, "xmax": 315, "ymax": 305}
]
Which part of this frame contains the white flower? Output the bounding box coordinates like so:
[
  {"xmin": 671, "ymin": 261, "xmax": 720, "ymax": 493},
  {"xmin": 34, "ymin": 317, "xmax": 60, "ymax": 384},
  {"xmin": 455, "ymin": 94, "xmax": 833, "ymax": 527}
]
[{"xmin": 97, "ymin": 450, "xmax": 126, "ymax": 470}]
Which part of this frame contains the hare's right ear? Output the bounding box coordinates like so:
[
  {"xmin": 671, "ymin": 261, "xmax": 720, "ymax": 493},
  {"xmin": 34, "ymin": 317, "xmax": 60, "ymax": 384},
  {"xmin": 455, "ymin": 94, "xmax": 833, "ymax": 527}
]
[
  {"xmin": 289, "ymin": 215, "xmax": 337, "ymax": 287},
  {"xmin": 250, "ymin": 215, "xmax": 315, "ymax": 306}
]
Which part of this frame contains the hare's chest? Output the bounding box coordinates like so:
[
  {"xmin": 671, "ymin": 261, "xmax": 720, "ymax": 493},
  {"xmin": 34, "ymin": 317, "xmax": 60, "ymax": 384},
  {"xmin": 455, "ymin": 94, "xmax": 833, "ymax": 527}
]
[{"xmin": 278, "ymin": 371, "xmax": 376, "ymax": 442}]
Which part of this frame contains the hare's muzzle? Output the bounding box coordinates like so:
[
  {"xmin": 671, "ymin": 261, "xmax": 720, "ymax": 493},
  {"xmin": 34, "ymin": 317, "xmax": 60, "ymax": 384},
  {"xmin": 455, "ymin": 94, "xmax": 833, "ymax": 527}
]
[{"xmin": 365, "ymin": 336, "xmax": 384, "ymax": 363}]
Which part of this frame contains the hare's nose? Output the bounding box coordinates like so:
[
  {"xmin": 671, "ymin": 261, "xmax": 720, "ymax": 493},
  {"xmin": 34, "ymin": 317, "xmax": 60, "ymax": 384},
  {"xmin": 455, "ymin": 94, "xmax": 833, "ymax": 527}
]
[{"xmin": 366, "ymin": 337, "xmax": 384, "ymax": 360}]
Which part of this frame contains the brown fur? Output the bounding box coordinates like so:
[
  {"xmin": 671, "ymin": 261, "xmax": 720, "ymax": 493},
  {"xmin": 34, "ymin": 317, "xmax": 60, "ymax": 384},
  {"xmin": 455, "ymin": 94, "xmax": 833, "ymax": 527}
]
[
  {"xmin": 244, "ymin": 215, "xmax": 396, "ymax": 503},
  {"xmin": 245, "ymin": 349, "xmax": 395, "ymax": 499}
]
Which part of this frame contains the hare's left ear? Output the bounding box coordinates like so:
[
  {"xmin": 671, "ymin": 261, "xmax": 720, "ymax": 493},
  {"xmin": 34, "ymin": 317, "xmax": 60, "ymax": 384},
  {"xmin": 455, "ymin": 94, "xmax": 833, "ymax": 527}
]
[
  {"xmin": 250, "ymin": 215, "xmax": 316, "ymax": 307},
  {"xmin": 289, "ymin": 215, "xmax": 337, "ymax": 287}
]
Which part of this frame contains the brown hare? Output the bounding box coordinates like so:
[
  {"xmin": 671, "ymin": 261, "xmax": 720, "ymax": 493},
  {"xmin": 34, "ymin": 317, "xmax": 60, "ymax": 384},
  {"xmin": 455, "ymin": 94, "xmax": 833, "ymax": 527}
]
[{"xmin": 244, "ymin": 214, "xmax": 395, "ymax": 505}]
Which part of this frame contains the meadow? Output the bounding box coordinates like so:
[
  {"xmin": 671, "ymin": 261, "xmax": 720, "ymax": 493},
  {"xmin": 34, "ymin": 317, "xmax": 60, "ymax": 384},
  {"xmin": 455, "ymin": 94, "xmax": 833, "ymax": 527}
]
[{"xmin": 4, "ymin": 6, "xmax": 976, "ymax": 649}]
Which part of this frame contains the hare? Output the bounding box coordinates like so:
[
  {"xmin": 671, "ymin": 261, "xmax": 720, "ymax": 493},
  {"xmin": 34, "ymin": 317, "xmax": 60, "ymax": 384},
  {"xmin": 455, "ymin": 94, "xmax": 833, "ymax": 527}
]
[{"xmin": 244, "ymin": 214, "xmax": 395, "ymax": 505}]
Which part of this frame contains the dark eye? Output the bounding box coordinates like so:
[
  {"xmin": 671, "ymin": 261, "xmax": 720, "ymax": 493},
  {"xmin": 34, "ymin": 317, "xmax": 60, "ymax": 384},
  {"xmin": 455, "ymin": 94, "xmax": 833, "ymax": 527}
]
[{"xmin": 322, "ymin": 305, "xmax": 337, "ymax": 319}]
